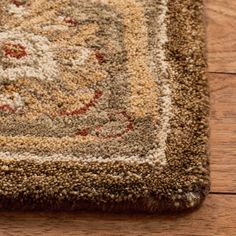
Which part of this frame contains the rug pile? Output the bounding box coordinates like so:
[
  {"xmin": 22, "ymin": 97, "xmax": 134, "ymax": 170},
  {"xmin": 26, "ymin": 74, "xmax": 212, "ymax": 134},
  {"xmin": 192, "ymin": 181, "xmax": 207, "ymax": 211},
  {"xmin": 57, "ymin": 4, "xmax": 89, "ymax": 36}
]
[{"xmin": 0, "ymin": 0, "xmax": 209, "ymax": 212}]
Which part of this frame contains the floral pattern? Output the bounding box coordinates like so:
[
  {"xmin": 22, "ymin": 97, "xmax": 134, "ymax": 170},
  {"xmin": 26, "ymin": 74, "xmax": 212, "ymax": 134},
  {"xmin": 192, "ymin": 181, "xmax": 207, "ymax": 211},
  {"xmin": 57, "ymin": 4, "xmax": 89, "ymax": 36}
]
[
  {"xmin": 0, "ymin": 30, "xmax": 58, "ymax": 81},
  {"xmin": 2, "ymin": 42, "xmax": 27, "ymax": 59},
  {"xmin": 0, "ymin": 92, "xmax": 24, "ymax": 113},
  {"xmin": 0, "ymin": 0, "xmax": 134, "ymax": 140}
]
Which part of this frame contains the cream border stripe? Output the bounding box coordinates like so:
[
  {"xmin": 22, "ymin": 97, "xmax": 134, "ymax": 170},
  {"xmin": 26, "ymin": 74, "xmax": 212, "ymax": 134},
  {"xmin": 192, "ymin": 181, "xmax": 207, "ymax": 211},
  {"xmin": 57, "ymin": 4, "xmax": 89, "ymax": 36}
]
[{"xmin": 147, "ymin": 0, "xmax": 172, "ymax": 165}]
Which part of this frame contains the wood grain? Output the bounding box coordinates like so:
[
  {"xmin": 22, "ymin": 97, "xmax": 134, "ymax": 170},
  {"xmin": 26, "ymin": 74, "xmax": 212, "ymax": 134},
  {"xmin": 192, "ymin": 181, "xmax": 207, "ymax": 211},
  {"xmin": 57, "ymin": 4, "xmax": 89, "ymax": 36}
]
[
  {"xmin": 0, "ymin": 195, "xmax": 235, "ymax": 236},
  {"xmin": 207, "ymin": 0, "xmax": 236, "ymax": 73},
  {"xmin": 209, "ymin": 73, "xmax": 236, "ymax": 193}
]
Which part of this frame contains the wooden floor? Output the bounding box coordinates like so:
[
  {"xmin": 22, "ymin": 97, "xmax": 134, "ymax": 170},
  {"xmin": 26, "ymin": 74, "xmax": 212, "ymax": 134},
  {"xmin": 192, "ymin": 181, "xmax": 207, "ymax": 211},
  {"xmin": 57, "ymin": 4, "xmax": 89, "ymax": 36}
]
[{"xmin": 0, "ymin": 0, "xmax": 236, "ymax": 235}]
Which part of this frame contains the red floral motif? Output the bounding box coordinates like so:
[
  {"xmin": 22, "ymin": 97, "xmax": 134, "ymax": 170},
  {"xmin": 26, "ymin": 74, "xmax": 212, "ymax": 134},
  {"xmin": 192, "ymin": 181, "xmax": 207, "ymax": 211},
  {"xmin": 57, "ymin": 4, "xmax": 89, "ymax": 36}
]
[
  {"xmin": 59, "ymin": 90, "xmax": 103, "ymax": 116},
  {"xmin": 75, "ymin": 111, "xmax": 134, "ymax": 139},
  {"xmin": 63, "ymin": 17, "xmax": 78, "ymax": 27},
  {"xmin": 0, "ymin": 104, "xmax": 16, "ymax": 113},
  {"xmin": 2, "ymin": 42, "xmax": 27, "ymax": 59},
  {"xmin": 98, "ymin": 111, "xmax": 133, "ymax": 139},
  {"xmin": 95, "ymin": 51, "xmax": 105, "ymax": 64},
  {"xmin": 75, "ymin": 128, "xmax": 90, "ymax": 137},
  {"xmin": 11, "ymin": 0, "xmax": 30, "ymax": 7}
]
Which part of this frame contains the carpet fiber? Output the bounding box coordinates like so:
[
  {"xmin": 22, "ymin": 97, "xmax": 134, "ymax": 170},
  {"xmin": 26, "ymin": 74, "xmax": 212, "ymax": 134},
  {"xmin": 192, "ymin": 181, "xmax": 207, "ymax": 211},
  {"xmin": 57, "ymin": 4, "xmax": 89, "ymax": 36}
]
[{"xmin": 0, "ymin": 0, "xmax": 210, "ymax": 212}]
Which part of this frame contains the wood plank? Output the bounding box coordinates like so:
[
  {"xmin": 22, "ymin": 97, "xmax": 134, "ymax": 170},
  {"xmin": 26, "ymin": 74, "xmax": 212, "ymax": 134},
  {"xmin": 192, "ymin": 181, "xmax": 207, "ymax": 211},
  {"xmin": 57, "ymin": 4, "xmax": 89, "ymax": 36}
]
[
  {"xmin": 209, "ymin": 73, "xmax": 236, "ymax": 193},
  {"xmin": 0, "ymin": 195, "xmax": 235, "ymax": 236},
  {"xmin": 207, "ymin": 0, "xmax": 236, "ymax": 73}
]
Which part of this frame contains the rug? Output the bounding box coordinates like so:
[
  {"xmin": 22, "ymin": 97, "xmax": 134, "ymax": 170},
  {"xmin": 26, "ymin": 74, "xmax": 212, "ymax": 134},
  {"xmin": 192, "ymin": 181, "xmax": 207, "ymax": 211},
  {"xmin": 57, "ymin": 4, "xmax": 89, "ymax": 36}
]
[{"xmin": 0, "ymin": 0, "xmax": 210, "ymax": 212}]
